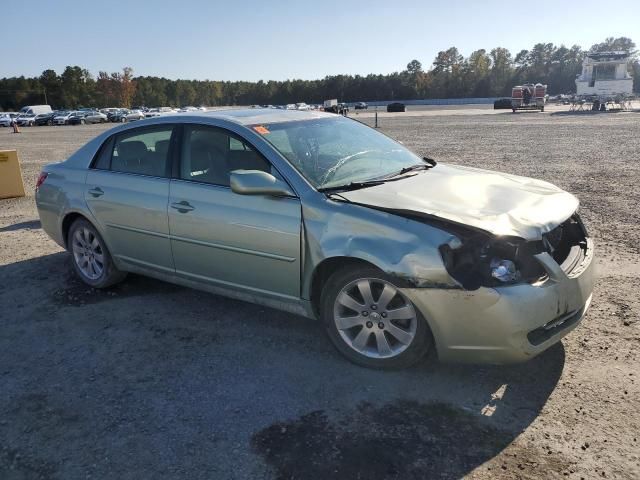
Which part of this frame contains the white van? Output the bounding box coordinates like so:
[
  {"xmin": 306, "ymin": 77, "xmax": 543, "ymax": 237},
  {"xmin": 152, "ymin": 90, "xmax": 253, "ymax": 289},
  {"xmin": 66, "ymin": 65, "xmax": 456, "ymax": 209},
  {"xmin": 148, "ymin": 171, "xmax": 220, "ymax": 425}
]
[{"xmin": 19, "ymin": 105, "xmax": 53, "ymax": 115}]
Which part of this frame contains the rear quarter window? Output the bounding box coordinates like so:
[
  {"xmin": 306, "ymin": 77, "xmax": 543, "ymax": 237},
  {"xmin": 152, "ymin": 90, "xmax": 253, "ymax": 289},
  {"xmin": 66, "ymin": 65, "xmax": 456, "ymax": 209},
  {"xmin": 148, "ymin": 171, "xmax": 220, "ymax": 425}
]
[{"xmin": 93, "ymin": 137, "xmax": 114, "ymax": 170}]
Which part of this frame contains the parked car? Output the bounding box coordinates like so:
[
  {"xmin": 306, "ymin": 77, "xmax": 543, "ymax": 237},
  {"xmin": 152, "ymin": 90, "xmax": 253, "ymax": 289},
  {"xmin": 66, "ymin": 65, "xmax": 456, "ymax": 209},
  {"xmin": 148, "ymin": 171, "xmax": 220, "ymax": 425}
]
[
  {"xmin": 35, "ymin": 110, "xmax": 594, "ymax": 369},
  {"xmin": 68, "ymin": 112, "xmax": 89, "ymax": 125},
  {"xmin": 0, "ymin": 113, "xmax": 19, "ymax": 127},
  {"xmin": 34, "ymin": 112, "xmax": 57, "ymax": 126},
  {"xmin": 83, "ymin": 110, "xmax": 108, "ymax": 124},
  {"xmin": 144, "ymin": 108, "xmax": 165, "ymax": 118},
  {"xmin": 387, "ymin": 102, "xmax": 406, "ymax": 112},
  {"xmin": 17, "ymin": 114, "xmax": 37, "ymax": 126},
  {"xmin": 107, "ymin": 109, "xmax": 129, "ymax": 123},
  {"xmin": 493, "ymin": 98, "xmax": 513, "ymax": 110},
  {"xmin": 125, "ymin": 110, "xmax": 145, "ymax": 121},
  {"xmin": 354, "ymin": 102, "xmax": 368, "ymax": 110},
  {"xmin": 53, "ymin": 111, "xmax": 75, "ymax": 125}
]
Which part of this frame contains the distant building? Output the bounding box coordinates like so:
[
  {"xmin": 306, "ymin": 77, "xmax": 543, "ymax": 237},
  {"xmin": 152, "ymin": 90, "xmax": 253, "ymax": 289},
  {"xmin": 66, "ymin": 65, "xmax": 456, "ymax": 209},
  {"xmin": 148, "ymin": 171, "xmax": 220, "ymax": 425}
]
[{"xmin": 575, "ymin": 51, "xmax": 633, "ymax": 96}]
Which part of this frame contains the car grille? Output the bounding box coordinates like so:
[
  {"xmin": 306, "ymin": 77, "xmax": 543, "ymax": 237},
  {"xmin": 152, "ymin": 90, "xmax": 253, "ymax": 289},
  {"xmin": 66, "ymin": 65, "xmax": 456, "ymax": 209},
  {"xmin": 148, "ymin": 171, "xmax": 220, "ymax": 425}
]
[{"xmin": 527, "ymin": 307, "xmax": 584, "ymax": 346}]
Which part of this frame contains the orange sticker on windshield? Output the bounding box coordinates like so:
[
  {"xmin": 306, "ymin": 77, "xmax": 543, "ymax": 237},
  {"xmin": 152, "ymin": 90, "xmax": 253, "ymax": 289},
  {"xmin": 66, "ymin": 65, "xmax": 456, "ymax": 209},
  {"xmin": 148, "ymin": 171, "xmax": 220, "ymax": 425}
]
[{"xmin": 253, "ymin": 125, "xmax": 270, "ymax": 135}]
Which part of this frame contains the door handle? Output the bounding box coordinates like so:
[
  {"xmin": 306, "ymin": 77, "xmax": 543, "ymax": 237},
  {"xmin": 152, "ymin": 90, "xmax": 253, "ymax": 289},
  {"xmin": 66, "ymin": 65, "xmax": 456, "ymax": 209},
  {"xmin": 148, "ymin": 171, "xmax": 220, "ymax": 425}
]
[
  {"xmin": 88, "ymin": 187, "xmax": 104, "ymax": 197},
  {"xmin": 171, "ymin": 201, "xmax": 195, "ymax": 213}
]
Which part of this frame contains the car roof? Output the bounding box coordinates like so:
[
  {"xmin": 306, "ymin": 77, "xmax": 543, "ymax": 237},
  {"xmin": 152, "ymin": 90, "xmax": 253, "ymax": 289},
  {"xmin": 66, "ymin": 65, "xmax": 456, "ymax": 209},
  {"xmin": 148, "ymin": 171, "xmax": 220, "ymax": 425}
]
[{"xmin": 160, "ymin": 108, "xmax": 333, "ymax": 126}]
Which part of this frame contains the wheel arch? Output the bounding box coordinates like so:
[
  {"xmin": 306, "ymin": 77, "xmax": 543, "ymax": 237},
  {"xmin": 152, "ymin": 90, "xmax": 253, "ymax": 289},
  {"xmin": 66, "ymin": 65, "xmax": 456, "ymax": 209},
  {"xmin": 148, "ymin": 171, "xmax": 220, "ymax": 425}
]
[
  {"xmin": 61, "ymin": 212, "xmax": 88, "ymax": 249},
  {"xmin": 308, "ymin": 255, "xmax": 416, "ymax": 319},
  {"xmin": 309, "ymin": 257, "xmax": 377, "ymax": 318},
  {"xmin": 61, "ymin": 211, "xmax": 103, "ymax": 250}
]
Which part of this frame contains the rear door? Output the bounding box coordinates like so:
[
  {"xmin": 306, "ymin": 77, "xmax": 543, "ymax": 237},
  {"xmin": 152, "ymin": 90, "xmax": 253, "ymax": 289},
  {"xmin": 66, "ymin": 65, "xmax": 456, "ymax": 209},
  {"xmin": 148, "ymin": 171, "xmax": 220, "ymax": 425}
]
[
  {"xmin": 85, "ymin": 125, "xmax": 177, "ymax": 274},
  {"xmin": 168, "ymin": 124, "xmax": 301, "ymax": 298}
]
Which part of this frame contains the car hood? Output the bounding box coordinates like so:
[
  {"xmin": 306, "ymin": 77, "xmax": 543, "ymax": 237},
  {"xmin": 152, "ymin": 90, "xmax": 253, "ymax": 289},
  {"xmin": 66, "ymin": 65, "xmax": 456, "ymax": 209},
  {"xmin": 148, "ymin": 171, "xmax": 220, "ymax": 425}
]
[{"xmin": 338, "ymin": 163, "xmax": 579, "ymax": 240}]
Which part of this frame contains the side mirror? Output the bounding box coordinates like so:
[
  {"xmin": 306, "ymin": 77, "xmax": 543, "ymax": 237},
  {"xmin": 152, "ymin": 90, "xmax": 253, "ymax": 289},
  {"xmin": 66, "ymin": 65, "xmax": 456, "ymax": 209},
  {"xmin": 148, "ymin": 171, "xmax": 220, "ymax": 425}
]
[{"xmin": 230, "ymin": 170, "xmax": 294, "ymax": 197}]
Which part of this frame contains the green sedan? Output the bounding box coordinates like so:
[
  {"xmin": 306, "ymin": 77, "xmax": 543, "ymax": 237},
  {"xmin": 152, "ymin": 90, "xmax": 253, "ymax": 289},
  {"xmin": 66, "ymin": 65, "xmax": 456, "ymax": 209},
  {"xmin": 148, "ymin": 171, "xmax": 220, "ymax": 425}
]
[{"xmin": 36, "ymin": 109, "xmax": 594, "ymax": 368}]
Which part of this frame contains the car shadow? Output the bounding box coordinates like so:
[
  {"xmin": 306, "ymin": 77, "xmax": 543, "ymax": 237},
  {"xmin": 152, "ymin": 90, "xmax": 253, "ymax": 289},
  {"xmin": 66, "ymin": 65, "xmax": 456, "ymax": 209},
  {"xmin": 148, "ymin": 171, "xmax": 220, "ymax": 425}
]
[
  {"xmin": 0, "ymin": 219, "xmax": 41, "ymax": 232},
  {"xmin": 549, "ymin": 109, "xmax": 628, "ymax": 117},
  {"xmin": 0, "ymin": 252, "xmax": 566, "ymax": 479}
]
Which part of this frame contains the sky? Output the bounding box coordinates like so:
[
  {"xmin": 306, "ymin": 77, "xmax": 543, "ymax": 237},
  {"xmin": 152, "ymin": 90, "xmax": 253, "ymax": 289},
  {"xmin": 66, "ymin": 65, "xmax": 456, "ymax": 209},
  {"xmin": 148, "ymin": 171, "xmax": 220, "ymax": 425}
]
[{"xmin": 3, "ymin": 0, "xmax": 639, "ymax": 81}]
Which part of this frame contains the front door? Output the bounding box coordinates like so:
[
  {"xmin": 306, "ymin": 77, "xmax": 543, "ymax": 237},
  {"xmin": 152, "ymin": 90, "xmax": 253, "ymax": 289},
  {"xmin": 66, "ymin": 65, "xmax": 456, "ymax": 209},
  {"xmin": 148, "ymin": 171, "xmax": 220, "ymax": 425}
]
[
  {"xmin": 85, "ymin": 125, "xmax": 176, "ymax": 273},
  {"xmin": 168, "ymin": 125, "xmax": 301, "ymax": 298}
]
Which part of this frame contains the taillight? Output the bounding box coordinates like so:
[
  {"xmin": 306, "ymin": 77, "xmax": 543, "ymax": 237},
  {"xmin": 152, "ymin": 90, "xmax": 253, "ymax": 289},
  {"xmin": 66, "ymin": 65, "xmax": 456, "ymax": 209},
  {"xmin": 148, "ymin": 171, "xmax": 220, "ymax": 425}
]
[{"xmin": 36, "ymin": 172, "xmax": 48, "ymax": 191}]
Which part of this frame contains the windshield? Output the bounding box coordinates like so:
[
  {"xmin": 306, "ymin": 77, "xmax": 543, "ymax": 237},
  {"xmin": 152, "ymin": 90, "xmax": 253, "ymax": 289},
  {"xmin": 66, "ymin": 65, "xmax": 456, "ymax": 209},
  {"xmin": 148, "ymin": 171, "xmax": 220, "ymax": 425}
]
[{"xmin": 254, "ymin": 117, "xmax": 424, "ymax": 189}]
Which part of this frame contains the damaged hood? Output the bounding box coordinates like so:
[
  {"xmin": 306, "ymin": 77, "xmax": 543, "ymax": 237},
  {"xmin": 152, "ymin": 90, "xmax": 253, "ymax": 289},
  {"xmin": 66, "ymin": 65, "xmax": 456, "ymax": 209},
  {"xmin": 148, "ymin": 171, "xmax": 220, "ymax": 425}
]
[{"xmin": 339, "ymin": 163, "xmax": 579, "ymax": 240}]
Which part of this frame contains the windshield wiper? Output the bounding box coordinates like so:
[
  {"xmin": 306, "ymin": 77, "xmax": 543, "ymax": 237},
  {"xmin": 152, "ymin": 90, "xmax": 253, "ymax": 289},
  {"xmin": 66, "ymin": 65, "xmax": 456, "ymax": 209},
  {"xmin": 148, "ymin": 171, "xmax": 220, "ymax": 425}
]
[
  {"xmin": 318, "ymin": 157, "xmax": 437, "ymax": 193},
  {"xmin": 392, "ymin": 157, "xmax": 437, "ymax": 177},
  {"xmin": 318, "ymin": 180, "xmax": 388, "ymax": 193},
  {"xmin": 318, "ymin": 173, "xmax": 420, "ymax": 193}
]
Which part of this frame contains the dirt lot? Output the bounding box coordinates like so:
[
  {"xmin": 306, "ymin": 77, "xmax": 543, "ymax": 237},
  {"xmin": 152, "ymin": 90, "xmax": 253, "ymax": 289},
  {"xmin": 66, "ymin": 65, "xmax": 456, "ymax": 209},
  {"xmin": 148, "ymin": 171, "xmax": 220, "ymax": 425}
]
[{"xmin": 1, "ymin": 109, "xmax": 639, "ymax": 479}]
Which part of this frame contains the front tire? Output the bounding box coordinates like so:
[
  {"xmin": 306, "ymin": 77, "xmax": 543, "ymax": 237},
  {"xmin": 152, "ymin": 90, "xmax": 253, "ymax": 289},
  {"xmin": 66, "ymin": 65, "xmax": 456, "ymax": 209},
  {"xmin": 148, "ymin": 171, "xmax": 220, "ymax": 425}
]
[
  {"xmin": 67, "ymin": 219, "xmax": 126, "ymax": 288},
  {"xmin": 321, "ymin": 266, "xmax": 432, "ymax": 369}
]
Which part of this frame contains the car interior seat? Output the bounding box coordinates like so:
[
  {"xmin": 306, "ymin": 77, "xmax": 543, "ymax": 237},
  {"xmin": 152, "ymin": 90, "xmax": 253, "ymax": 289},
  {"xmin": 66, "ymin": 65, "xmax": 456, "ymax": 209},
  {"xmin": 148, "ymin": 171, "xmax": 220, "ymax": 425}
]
[
  {"xmin": 113, "ymin": 140, "xmax": 149, "ymax": 174},
  {"xmin": 189, "ymin": 140, "xmax": 229, "ymax": 185},
  {"xmin": 227, "ymin": 150, "xmax": 270, "ymax": 174}
]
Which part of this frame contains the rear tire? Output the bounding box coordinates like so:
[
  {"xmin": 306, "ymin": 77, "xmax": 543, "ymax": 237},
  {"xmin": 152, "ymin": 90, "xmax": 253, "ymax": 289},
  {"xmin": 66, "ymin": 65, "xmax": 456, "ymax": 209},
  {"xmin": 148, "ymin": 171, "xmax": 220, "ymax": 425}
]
[
  {"xmin": 67, "ymin": 219, "xmax": 127, "ymax": 288},
  {"xmin": 320, "ymin": 266, "xmax": 432, "ymax": 369}
]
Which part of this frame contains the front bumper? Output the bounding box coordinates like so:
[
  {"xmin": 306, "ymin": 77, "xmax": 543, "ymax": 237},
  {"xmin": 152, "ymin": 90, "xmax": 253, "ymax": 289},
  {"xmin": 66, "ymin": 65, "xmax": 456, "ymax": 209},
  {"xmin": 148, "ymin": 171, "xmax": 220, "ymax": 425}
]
[{"xmin": 402, "ymin": 239, "xmax": 595, "ymax": 364}]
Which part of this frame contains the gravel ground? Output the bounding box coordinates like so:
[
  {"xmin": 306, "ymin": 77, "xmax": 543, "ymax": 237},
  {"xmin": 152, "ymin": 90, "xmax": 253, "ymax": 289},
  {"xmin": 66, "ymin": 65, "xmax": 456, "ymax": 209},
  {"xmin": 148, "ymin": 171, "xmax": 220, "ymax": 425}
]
[{"xmin": 1, "ymin": 109, "xmax": 639, "ymax": 479}]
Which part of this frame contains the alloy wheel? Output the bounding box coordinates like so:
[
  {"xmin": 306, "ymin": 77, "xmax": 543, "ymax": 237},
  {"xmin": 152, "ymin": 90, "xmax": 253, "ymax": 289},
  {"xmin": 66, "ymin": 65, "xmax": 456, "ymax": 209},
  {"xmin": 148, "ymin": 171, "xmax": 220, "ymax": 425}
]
[
  {"xmin": 71, "ymin": 227, "xmax": 104, "ymax": 280},
  {"xmin": 333, "ymin": 278, "xmax": 417, "ymax": 359}
]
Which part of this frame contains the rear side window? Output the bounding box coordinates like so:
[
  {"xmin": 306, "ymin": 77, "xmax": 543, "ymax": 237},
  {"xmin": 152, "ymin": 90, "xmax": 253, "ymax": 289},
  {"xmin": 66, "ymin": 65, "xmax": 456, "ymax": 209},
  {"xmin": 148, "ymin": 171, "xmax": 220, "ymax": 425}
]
[{"xmin": 110, "ymin": 126, "xmax": 174, "ymax": 177}]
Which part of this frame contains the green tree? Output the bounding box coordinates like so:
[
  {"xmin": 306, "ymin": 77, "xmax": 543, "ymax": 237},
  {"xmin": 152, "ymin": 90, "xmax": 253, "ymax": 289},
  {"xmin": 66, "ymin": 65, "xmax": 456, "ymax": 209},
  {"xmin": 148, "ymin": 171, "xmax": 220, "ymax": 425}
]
[
  {"xmin": 590, "ymin": 37, "xmax": 637, "ymax": 56},
  {"xmin": 489, "ymin": 47, "xmax": 513, "ymax": 95}
]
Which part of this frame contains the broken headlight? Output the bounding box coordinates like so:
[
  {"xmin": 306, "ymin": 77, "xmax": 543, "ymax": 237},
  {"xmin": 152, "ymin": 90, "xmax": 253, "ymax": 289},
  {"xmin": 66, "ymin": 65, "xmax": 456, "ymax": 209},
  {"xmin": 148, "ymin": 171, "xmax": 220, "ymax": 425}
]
[
  {"xmin": 490, "ymin": 259, "xmax": 519, "ymax": 283},
  {"xmin": 439, "ymin": 234, "xmax": 545, "ymax": 290}
]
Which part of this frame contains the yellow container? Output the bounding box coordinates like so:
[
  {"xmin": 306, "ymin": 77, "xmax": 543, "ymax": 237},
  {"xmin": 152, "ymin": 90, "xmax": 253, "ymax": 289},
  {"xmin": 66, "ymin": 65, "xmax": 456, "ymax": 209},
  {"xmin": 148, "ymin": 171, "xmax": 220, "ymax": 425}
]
[{"xmin": 0, "ymin": 150, "xmax": 26, "ymax": 199}]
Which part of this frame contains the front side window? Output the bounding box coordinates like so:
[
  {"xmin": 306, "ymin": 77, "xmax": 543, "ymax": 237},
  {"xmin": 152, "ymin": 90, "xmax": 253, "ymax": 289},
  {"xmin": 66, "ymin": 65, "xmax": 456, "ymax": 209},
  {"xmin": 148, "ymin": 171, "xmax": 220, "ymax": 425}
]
[
  {"xmin": 110, "ymin": 127, "xmax": 174, "ymax": 177},
  {"xmin": 254, "ymin": 116, "xmax": 424, "ymax": 189},
  {"xmin": 179, "ymin": 126, "xmax": 275, "ymax": 186}
]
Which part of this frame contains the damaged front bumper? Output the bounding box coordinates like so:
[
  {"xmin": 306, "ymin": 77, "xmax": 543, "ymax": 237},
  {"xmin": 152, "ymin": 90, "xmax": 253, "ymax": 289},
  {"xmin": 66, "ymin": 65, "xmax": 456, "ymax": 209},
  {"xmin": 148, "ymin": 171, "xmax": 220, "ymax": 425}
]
[{"xmin": 402, "ymin": 239, "xmax": 595, "ymax": 364}]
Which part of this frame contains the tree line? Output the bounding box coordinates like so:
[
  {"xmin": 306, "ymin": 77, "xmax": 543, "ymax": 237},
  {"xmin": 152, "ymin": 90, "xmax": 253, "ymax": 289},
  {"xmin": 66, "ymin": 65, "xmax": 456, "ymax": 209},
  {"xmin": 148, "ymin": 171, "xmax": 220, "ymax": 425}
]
[{"xmin": 1, "ymin": 37, "xmax": 637, "ymax": 111}]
